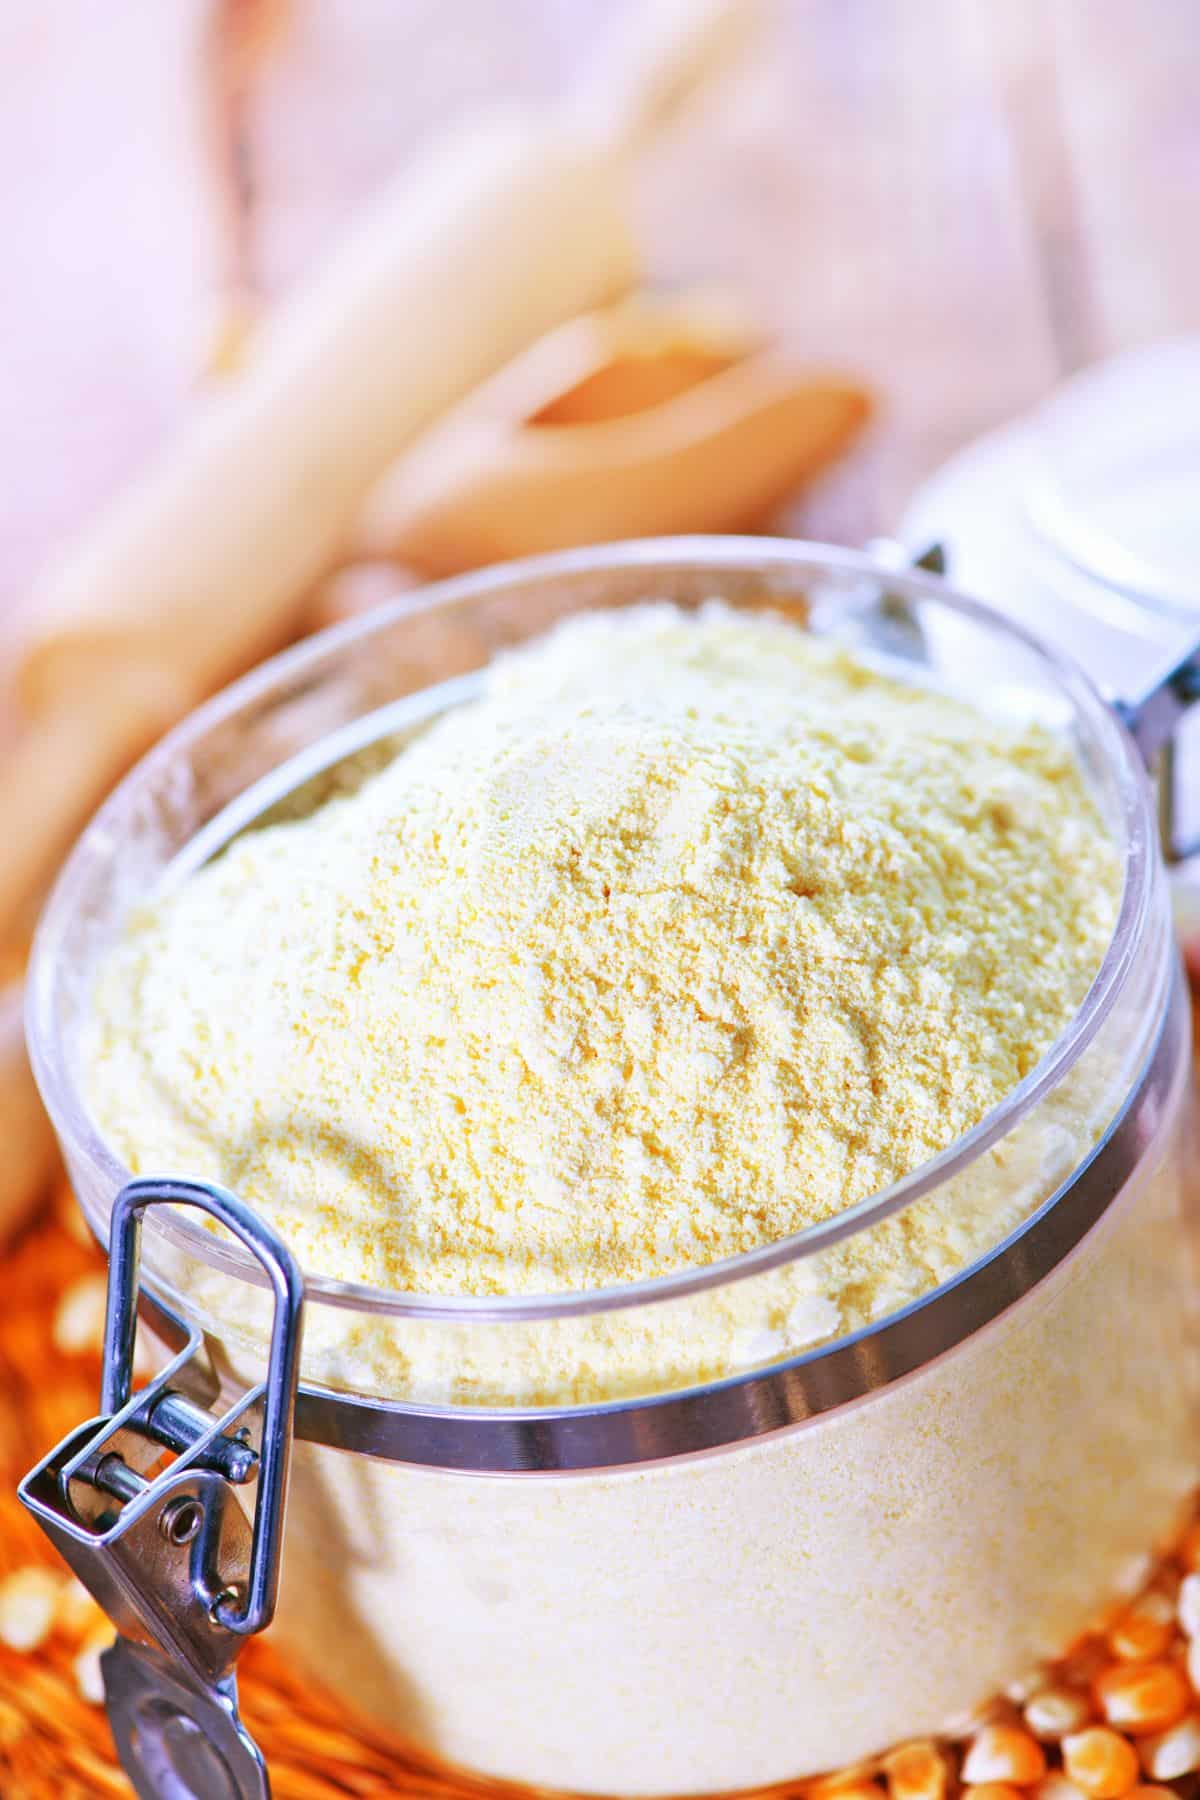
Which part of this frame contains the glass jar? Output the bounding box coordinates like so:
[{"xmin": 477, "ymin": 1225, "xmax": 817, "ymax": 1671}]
[{"xmin": 24, "ymin": 540, "xmax": 1200, "ymax": 1794}]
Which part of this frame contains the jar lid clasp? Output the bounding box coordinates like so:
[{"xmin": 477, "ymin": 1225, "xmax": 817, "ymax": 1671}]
[{"xmin": 19, "ymin": 1177, "xmax": 305, "ymax": 1799}]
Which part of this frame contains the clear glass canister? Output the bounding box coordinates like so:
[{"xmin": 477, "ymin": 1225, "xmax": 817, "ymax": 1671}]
[{"xmin": 25, "ymin": 541, "xmax": 1200, "ymax": 1794}]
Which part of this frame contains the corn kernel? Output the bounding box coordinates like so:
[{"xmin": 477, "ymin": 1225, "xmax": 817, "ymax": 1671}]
[
  {"xmin": 1137, "ymin": 1590, "xmax": 1180, "ymax": 1624},
  {"xmin": 1137, "ymin": 1713, "xmax": 1200, "ymax": 1780},
  {"xmin": 1178, "ymin": 1573, "xmax": 1200, "ymax": 1639},
  {"xmin": 1108, "ymin": 1620, "xmax": 1173, "ymax": 1656},
  {"xmin": 1062, "ymin": 1727, "xmax": 1140, "ymax": 1798},
  {"xmin": 883, "ymin": 1741, "xmax": 947, "ymax": 1800},
  {"xmin": 961, "ymin": 1725, "xmax": 1047, "ymax": 1787},
  {"xmin": 1106, "ymin": 1596, "xmax": 1175, "ymax": 1664},
  {"xmin": 74, "ymin": 1622, "xmax": 116, "ymax": 1706},
  {"xmin": 52, "ymin": 1273, "xmax": 107, "ymax": 1355},
  {"xmin": 944, "ymin": 1701, "xmax": 1020, "ymax": 1742},
  {"xmin": 54, "ymin": 1576, "xmax": 105, "ymax": 1640},
  {"xmin": 1094, "ymin": 1663, "xmax": 1189, "ymax": 1735},
  {"xmin": 0, "ymin": 1567, "xmax": 62, "ymax": 1653},
  {"xmin": 1024, "ymin": 1687, "xmax": 1094, "ymax": 1742},
  {"xmin": 1031, "ymin": 1777, "xmax": 1089, "ymax": 1800},
  {"xmin": 1006, "ymin": 1667, "xmax": 1051, "ymax": 1705}
]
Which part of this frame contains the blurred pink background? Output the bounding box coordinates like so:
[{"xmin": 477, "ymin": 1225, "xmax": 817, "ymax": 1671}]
[{"xmin": 5, "ymin": 0, "xmax": 1199, "ymax": 659}]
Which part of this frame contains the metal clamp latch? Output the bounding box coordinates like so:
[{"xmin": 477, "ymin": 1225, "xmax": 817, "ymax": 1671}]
[
  {"xmin": 1111, "ymin": 631, "xmax": 1200, "ymax": 864},
  {"xmin": 19, "ymin": 1178, "xmax": 304, "ymax": 1800}
]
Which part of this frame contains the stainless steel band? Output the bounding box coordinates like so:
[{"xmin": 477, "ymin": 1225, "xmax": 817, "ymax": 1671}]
[{"xmin": 137, "ymin": 968, "xmax": 1185, "ymax": 1476}]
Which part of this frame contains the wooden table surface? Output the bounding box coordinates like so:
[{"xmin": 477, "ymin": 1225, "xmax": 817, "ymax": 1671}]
[{"xmin": 4, "ymin": 0, "xmax": 1198, "ymax": 663}]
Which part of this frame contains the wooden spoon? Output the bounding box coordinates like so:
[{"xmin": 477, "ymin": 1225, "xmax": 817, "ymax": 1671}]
[{"xmin": 355, "ymin": 298, "xmax": 871, "ymax": 575}]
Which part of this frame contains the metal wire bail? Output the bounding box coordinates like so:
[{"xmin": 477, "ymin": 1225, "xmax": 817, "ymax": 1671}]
[{"xmin": 19, "ymin": 1178, "xmax": 305, "ymax": 1799}]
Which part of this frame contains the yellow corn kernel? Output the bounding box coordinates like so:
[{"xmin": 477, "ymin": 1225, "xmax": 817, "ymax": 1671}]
[
  {"xmin": 52, "ymin": 1273, "xmax": 108, "ymax": 1355},
  {"xmin": 1107, "ymin": 1596, "xmax": 1175, "ymax": 1664},
  {"xmin": 962, "ymin": 1725, "xmax": 1047, "ymax": 1787},
  {"xmin": 1178, "ymin": 1573, "xmax": 1200, "ymax": 1639},
  {"xmin": 883, "ymin": 1741, "xmax": 947, "ymax": 1800},
  {"xmin": 74, "ymin": 1621, "xmax": 116, "ymax": 1706},
  {"xmin": 943, "ymin": 1707, "xmax": 1011, "ymax": 1743},
  {"xmin": 0, "ymin": 1567, "xmax": 63, "ymax": 1653},
  {"xmin": 1062, "ymin": 1727, "xmax": 1140, "ymax": 1798},
  {"xmin": 1031, "ymin": 1776, "xmax": 1090, "ymax": 1800},
  {"xmin": 1006, "ymin": 1667, "xmax": 1052, "ymax": 1705},
  {"xmin": 1024, "ymin": 1687, "xmax": 1094, "ymax": 1742},
  {"xmin": 1094, "ymin": 1663, "xmax": 1190, "ymax": 1736},
  {"xmin": 1137, "ymin": 1713, "xmax": 1200, "ymax": 1781},
  {"xmin": 54, "ymin": 1575, "xmax": 106, "ymax": 1641}
]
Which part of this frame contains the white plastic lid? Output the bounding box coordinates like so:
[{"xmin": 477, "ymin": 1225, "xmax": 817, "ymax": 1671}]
[
  {"xmin": 1025, "ymin": 337, "xmax": 1200, "ymax": 619},
  {"xmin": 901, "ymin": 337, "xmax": 1200, "ymax": 864}
]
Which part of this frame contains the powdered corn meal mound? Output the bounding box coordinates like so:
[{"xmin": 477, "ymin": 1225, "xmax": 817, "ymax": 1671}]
[{"xmin": 83, "ymin": 603, "xmax": 1121, "ymax": 1301}]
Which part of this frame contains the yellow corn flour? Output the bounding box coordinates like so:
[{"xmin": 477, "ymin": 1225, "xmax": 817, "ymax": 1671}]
[{"xmin": 85, "ymin": 602, "xmax": 1120, "ymax": 1337}]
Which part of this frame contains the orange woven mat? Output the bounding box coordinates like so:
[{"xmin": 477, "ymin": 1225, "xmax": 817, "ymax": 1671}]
[{"xmin": 0, "ymin": 1188, "xmax": 558, "ymax": 1800}]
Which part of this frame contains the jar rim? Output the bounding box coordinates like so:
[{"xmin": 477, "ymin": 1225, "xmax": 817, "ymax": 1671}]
[{"xmin": 26, "ymin": 535, "xmax": 1157, "ymax": 1327}]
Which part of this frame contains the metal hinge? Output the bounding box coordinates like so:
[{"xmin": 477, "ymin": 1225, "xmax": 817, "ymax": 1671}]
[{"xmin": 20, "ymin": 1178, "xmax": 304, "ymax": 1800}]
